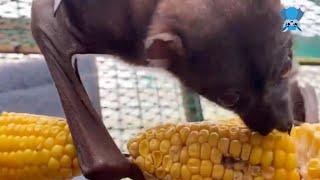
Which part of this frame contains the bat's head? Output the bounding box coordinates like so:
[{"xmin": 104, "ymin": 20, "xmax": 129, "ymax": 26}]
[{"xmin": 146, "ymin": 0, "xmax": 294, "ymax": 135}]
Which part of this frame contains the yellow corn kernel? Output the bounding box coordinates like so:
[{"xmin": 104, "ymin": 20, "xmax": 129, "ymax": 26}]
[
  {"xmin": 308, "ymin": 158, "xmax": 320, "ymax": 178},
  {"xmin": 218, "ymin": 138, "xmax": 230, "ymax": 155},
  {"xmin": 309, "ymin": 132, "xmax": 320, "ymax": 157},
  {"xmin": 165, "ymin": 126, "xmax": 176, "ymax": 139},
  {"xmin": 187, "ymin": 131, "xmax": 199, "ymax": 145},
  {"xmin": 250, "ymin": 132, "xmax": 262, "ymax": 146},
  {"xmin": 51, "ymin": 145, "xmax": 64, "ymax": 158},
  {"xmin": 43, "ymin": 137, "xmax": 55, "ymax": 149},
  {"xmin": 261, "ymin": 150, "xmax": 273, "ymax": 167},
  {"xmin": 176, "ymin": 124, "xmax": 185, "ymax": 132},
  {"xmin": 210, "ymin": 126, "xmax": 219, "ymax": 134},
  {"xmin": 39, "ymin": 149, "xmax": 50, "ymax": 164},
  {"xmin": 60, "ymin": 155, "xmax": 72, "ymax": 168},
  {"xmin": 145, "ymin": 129, "xmax": 155, "ymax": 139},
  {"xmin": 152, "ymin": 151, "xmax": 163, "ymax": 167},
  {"xmin": 261, "ymin": 134, "xmax": 275, "ymax": 149},
  {"xmin": 170, "ymin": 163, "xmax": 181, "ymax": 178},
  {"xmin": 169, "ymin": 145, "xmax": 181, "ymax": 162},
  {"xmin": 288, "ymin": 169, "xmax": 300, "ymax": 180},
  {"xmin": 239, "ymin": 129, "xmax": 250, "ymax": 143},
  {"xmin": 180, "ymin": 147, "xmax": 189, "ymax": 164},
  {"xmin": 274, "ymin": 150, "xmax": 286, "ymax": 168},
  {"xmin": 249, "ymin": 147, "xmax": 263, "ymax": 165},
  {"xmin": 162, "ymin": 155, "xmax": 173, "ymax": 171},
  {"xmin": 145, "ymin": 155, "xmax": 155, "ymax": 173},
  {"xmin": 262, "ymin": 167, "xmax": 274, "ymax": 179},
  {"xmin": 180, "ymin": 127, "xmax": 191, "ymax": 143},
  {"xmin": 200, "ymin": 160, "xmax": 213, "ymax": 177},
  {"xmin": 208, "ymin": 132, "xmax": 219, "ymax": 147},
  {"xmin": 135, "ymin": 156, "xmax": 145, "ymax": 169},
  {"xmin": 248, "ymin": 165, "xmax": 261, "ymax": 176},
  {"xmin": 199, "ymin": 129, "xmax": 209, "ymax": 143},
  {"xmin": 223, "ymin": 168, "xmax": 234, "ymax": 180},
  {"xmin": 190, "ymin": 124, "xmax": 200, "ymax": 131},
  {"xmin": 275, "ymin": 134, "xmax": 289, "ymax": 151},
  {"xmin": 229, "ymin": 140, "xmax": 241, "ymax": 158},
  {"xmin": 55, "ymin": 132, "xmax": 67, "ymax": 145},
  {"xmin": 241, "ymin": 143, "xmax": 252, "ymax": 161},
  {"xmin": 48, "ymin": 157, "xmax": 60, "ymax": 170},
  {"xmin": 234, "ymin": 162, "xmax": 245, "ymax": 171},
  {"xmin": 171, "ymin": 133, "xmax": 182, "ymax": 145},
  {"xmin": 155, "ymin": 167, "xmax": 166, "ymax": 179},
  {"xmin": 156, "ymin": 129, "xmax": 165, "ymax": 140},
  {"xmin": 200, "ymin": 123, "xmax": 211, "ymax": 131},
  {"xmin": 229, "ymin": 127, "xmax": 238, "ymax": 140},
  {"xmin": 188, "ymin": 143, "xmax": 201, "ymax": 158},
  {"xmin": 128, "ymin": 141, "xmax": 139, "ymax": 158},
  {"xmin": 149, "ymin": 138, "xmax": 160, "ymax": 151},
  {"xmin": 210, "ymin": 148, "xmax": 222, "ymax": 164},
  {"xmin": 181, "ymin": 165, "xmax": 192, "ymax": 180},
  {"xmin": 274, "ymin": 168, "xmax": 287, "ymax": 180},
  {"xmin": 191, "ymin": 175, "xmax": 203, "ymax": 180},
  {"xmin": 139, "ymin": 139, "xmax": 149, "ymax": 157},
  {"xmin": 253, "ymin": 176, "xmax": 264, "ymax": 180},
  {"xmin": 160, "ymin": 140, "xmax": 171, "ymax": 154},
  {"xmin": 285, "ymin": 153, "xmax": 297, "ymax": 170},
  {"xmin": 285, "ymin": 138, "xmax": 296, "ymax": 153},
  {"xmin": 233, "ymin": 171, "xmax": 243, "ymax": 180},
  {"xmin": 200, "ymin": 143, "xmax": 211, "ymax": 160},
  {"xmin": 212, "ymin": 164, "xmax": 224, "ymax": 179},
  {"xmin": 60, "ymin": 168, "xmax": 72, "ymax": 178},
  {"xmin": 187, "ymin": 158, "xmax": 201, "ymax": 174},
  {"xmin": 64, "ymin": 144, "xmax": 76, "ymax": 158},
  {"xmin": 218, "ymin": 126, "xmax": 229, "ymax": 137}
]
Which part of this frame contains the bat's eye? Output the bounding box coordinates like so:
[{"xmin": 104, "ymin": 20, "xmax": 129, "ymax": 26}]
[{"xmin": 217, "ymin": 91, "xmax": 239, "ymax": 107}]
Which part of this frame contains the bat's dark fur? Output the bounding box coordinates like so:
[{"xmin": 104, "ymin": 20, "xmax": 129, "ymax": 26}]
[{"xmin": 31, "ymin": 0, "xmax": 297, "ymax": 179}]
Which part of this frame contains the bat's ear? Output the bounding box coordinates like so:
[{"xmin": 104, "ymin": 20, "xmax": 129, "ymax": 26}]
[
  {"xmin": 280, "ymin": 8, "xmax": 287, "ymax": 20},
  {"xmin": 145, "ymin": 32, "xmax": 186, "ymax": 69}
]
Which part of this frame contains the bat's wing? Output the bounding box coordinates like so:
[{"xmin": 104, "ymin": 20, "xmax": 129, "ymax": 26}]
[{"xmin": 280, "ymin": 8, "xmax": 287, "ymax": 20}]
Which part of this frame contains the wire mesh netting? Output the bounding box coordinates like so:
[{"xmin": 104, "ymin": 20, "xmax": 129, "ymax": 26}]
[{"xmin": 1, "ymin": 53, "xmax": 320, "ymax": 153}]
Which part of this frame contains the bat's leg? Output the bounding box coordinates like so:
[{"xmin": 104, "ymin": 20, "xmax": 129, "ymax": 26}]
[{"xmin": 31, "ymin": 0, "xmax": 144, "ymax": 179}]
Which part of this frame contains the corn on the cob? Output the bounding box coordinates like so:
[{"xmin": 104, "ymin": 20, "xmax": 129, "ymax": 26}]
[
  {"xmin": 0, "ymin": 112, "xmax": 80, "ymax": 180},
  {"xmin": 128, "ymin": 119, "xmax": 320, "ymax": 180}
]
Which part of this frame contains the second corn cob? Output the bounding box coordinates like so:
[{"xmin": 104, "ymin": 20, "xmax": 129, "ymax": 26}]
[
  {"xmin": 128, "ymin": 119, "xmax": 320, "ymax": 180},
  {"xmin": 0, "ymin": 112, "xmax": 80, "ymax": 180}
]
